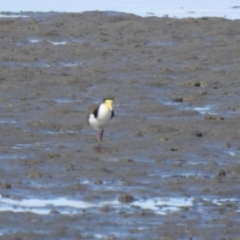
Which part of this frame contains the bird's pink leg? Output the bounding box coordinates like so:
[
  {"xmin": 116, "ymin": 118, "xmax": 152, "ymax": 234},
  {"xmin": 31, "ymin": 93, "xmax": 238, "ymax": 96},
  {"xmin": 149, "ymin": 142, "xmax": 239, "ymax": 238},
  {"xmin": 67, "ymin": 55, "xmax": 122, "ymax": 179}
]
[{"xmin": 95, "ymin": 130, "xmax": 108, "ymax": 153}]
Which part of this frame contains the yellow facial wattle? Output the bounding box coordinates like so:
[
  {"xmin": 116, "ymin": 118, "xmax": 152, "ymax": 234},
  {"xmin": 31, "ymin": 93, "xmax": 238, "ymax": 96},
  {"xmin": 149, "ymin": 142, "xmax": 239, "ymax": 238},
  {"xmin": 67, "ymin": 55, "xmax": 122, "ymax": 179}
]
[{"xmin": 104, "ymin": 99, "xmax": 114, "ymax": 111}]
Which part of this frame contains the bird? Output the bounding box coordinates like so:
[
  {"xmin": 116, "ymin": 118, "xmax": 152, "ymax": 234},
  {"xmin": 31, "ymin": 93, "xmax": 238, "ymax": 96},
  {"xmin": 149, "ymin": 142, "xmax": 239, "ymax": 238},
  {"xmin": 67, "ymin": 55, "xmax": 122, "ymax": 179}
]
[{"xmin": 88, "ymin": 98, "xmax": 114, "ymax": 153}]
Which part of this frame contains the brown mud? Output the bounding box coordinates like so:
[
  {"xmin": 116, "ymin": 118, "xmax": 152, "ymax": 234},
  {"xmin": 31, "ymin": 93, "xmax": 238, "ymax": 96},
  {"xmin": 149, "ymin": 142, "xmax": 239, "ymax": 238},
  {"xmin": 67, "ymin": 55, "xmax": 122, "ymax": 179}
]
[{"xmin": 0, "ymin": 11, "xmax": 240, "ymax": 239}]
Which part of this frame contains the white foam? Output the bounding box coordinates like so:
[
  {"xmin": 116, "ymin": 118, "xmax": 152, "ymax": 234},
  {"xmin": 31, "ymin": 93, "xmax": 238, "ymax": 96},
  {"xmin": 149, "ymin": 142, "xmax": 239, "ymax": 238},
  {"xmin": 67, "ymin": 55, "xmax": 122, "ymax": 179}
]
[
  {"xmin": 27, "ymin": 38, "xmax": 85, "ymax": 46},
  {"xmin": 13, "ymin": 143, "xmax": 34, "ymax": 149},
  {"xmin": 211, "ymin": 198, "xmax": 240, "ymax": 207},
  {"xmin": 225, "ymin": 150, "xmax": 237, "ymax": 156},
  {"xmin": 168, "ymin": 103, "xmax": 217, "ymax": 115},
  {"xmin": 48, "ymin": 41, "xmax": 67, "ymax": 45},
  {"xmin": 160, "ymin": 172, "xmax": 210, "ymax": 179},
  {"xmin": 161, "ymin": 100, "xmax": 181, "ymax": 106},
  {"xmin": 28, "ymin": 38, "xmax": 41, "ymax": 43},
  {"xmin": 1, "ymin": 194, "xmax": 238, "ymax": 216},
  {"xmin": 0, "ymin": 195, "xmax": 193, "ymax": 215},
  {"xmin": 159, "ymin": 98, "xmax": 216, "ymax": 115},
  {"xmin": 61, "ymin": 62, "xmax": 79, "ymax": 67},
  {"xmin": 132, "ymin": 197, "xmax": 193, "ymax": 214},
  {"xmin": 0, "ymin": 196, "xmax": 118, "ymax": 215},
  {"xmin": 184, "ymin": 106, "xmax": 216, "ymax": 115}
]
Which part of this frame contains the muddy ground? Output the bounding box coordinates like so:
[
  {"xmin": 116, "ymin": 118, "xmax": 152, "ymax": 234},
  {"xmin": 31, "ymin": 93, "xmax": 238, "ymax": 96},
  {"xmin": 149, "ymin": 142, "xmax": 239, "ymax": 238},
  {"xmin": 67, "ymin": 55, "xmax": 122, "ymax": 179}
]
[{"xmin": 0, "ymin": 11, "xmax": 240, "ymax": 239}]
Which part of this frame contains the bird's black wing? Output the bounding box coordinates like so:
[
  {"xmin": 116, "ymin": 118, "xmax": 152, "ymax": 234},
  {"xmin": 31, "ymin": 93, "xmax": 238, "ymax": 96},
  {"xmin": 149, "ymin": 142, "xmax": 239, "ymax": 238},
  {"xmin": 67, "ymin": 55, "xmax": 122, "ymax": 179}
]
[
  {"xmin": 93, "ymin": 107, "xmax": 99, "ymax": 118},
  {"xmin": 111, "ymin": 110, "xmax": 115, "ymax": 119}
]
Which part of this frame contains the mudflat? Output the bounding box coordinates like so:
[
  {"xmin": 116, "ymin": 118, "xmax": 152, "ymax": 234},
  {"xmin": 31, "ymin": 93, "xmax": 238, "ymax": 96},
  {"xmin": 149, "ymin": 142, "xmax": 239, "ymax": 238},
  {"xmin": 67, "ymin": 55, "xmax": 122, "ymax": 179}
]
[{"xmin": 0, "ymin": 11, "xmax": 240, "ymax": 239}]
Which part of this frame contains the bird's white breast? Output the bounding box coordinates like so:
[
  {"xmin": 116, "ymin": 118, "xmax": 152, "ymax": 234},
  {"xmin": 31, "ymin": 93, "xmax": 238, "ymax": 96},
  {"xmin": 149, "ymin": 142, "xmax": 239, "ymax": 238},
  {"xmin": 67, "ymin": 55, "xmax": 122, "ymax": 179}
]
[{"xmin": 89, "ymin": 103, "xmax": 112, "ymax": 130}]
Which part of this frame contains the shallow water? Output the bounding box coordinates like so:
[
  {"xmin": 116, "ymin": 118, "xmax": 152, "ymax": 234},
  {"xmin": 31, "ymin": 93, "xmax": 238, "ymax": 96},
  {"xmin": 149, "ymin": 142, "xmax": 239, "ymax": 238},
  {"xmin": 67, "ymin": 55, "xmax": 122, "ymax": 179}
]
[{"xmin": 1, "ymin": 0, "xmax": 240, "ymax": 19}]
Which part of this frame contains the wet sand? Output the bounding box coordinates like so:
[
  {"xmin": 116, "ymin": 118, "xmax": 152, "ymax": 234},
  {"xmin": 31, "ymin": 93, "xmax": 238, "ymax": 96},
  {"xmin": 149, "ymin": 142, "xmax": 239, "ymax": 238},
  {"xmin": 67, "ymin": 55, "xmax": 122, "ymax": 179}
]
[{"xmin": 0, "ymin": 11, "xmax": 240, "ymax": 239}]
